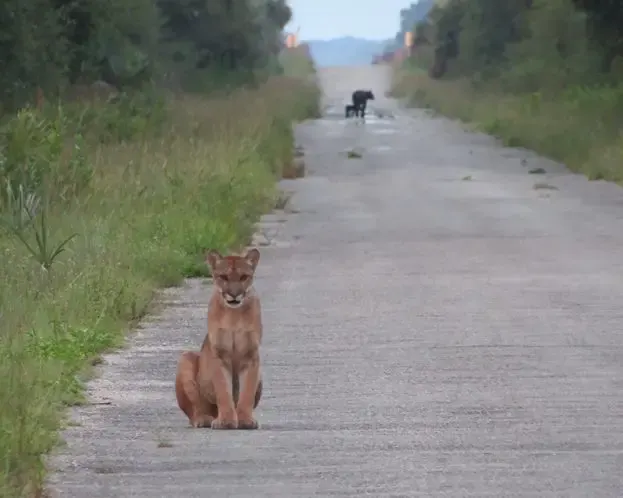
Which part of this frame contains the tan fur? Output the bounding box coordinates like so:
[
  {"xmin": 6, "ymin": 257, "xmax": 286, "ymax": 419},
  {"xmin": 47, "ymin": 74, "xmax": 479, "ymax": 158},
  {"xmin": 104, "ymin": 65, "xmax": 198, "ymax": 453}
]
[{"xmin": 175, "ymin": 248, "xmax": 263, "ymax": 430}]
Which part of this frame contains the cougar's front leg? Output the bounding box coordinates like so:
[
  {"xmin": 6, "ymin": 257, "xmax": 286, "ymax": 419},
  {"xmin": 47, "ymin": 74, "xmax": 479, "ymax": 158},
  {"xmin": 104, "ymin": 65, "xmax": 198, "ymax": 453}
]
[
  {"xmin": 209, "ymin": 358, "xmax": 238, "ymax": 430},
  {"xmin": 236, "ymin": 355, "xmax": 261, "ymax": 430}
]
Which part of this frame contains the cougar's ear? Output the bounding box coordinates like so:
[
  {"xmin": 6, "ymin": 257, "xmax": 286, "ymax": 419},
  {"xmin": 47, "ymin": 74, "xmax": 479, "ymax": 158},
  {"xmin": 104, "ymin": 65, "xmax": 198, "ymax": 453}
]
[
  {"xmin": 205, "ymin": 250, "xmax": 222, "ymax": 271},
  {"xmin": 245, "ymin": 248, "xmax": 260, "ymax": 271}
]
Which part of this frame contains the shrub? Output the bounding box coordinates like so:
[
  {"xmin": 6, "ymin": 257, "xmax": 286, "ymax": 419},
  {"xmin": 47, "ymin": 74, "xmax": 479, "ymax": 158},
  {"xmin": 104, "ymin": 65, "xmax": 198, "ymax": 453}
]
[{"xmin": 0, "ymin": 108, "xmax": 90, "ymax": 202}]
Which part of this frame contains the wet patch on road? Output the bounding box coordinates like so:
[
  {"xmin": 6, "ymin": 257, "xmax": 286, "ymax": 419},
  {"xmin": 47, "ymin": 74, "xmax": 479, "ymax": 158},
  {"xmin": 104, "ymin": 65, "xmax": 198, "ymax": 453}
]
[{"xmin": 321, "ymin": 103, "xmax": 397, "ymax": 124}]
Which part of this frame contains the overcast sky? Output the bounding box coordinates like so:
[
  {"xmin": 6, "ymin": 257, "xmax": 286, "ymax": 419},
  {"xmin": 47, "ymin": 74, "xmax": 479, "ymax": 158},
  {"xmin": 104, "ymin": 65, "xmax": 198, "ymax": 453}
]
[{"xmin": 285, "ymin": 0, "xmax": 413, "ymax": 41}]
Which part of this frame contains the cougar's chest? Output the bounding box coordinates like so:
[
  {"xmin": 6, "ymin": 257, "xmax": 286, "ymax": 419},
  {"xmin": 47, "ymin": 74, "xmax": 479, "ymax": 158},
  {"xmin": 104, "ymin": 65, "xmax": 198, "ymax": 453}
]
[
  {"xmin": 210, "ymin": 316, "xmax": 260, "ymax": 369},
  {"xmin": 212, "ymin": 327, "xmax": 254, "ymax": 350}
]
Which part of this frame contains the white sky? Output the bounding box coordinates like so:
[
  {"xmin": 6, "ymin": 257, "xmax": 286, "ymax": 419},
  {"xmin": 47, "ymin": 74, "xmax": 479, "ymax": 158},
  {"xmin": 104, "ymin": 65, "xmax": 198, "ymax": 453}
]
[{"xmin": 285, "ymin": 0, "xmax": 415, "ymax": 40}]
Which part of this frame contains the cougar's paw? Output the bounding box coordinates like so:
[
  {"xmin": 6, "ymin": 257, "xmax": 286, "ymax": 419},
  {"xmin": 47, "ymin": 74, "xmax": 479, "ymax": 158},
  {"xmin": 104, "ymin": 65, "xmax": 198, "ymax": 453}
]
[
  {"xmin": 211, "ymin": 417, "xmax": 238, "ymax": 430},
  {"xmin": 190, "ymin": 415, "xmax": 214, "ymax": 428},
  {"xmin": 237, "ymin": 417, "xmax": 259, "ymax": 430}
]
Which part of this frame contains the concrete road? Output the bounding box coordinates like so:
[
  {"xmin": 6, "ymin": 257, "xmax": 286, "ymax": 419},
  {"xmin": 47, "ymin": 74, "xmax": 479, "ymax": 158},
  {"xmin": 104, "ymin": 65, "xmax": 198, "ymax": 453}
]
[{"xmin": 48, "ymin": 65, "xmax": 623, "ymax": 497}]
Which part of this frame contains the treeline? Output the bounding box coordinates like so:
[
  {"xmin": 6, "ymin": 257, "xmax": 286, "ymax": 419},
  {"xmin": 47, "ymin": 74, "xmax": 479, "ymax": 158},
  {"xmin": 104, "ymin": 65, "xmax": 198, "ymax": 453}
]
[
  {"xmin": 409, "ymin": 0, "xmax": 623, "ymax": 91},
  {"xmin": 390, "ymin": 0, "xmax": 623, "ymax": 184},
  {"xmin": 0, "ymin": 0, "xmax": 293, "ymax": 110},
  {"xmin": 392, "ymin": 0, "xmax": 434, "ymax": 50}
]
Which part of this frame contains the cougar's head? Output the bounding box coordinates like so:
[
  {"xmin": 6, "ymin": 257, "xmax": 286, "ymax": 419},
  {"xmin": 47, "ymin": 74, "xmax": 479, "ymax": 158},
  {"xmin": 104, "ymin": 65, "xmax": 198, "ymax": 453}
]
[
  {"xmin": 366, "ymin": 90, "xmax": 375, "ymax": 100},
  {"xmin": 206, "ymin": 248, "xmax": 260, "ymax": 308}
]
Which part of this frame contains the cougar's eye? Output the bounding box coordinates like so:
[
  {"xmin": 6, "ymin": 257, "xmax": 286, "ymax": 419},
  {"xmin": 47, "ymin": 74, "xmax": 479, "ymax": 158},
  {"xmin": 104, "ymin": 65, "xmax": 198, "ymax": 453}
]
[
  {"xmin": 240, "ymin": 275, "xmax": 249, "ymax": 282},
  {"xmin": 219, "ymin": 275, "xmax": 228, "ymax": 282}
]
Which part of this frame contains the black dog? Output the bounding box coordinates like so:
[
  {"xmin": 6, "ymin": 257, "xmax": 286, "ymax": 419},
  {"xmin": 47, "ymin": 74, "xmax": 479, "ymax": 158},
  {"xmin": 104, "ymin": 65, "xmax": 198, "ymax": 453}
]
[
  {"xmin": 345, "ymin": 104, "xmax": 357, "ymax": 118},
  {"xmin": 351, "ymin": 89, "xmax": 375, "ymax": 118}
]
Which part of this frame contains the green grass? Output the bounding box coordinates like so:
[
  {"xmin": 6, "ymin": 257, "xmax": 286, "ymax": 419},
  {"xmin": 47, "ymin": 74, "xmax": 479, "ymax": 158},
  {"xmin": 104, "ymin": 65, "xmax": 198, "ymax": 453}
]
[
  {"xmin": 279, "ymin": 46, "xmax": 317, "ymax": 79},
  {"xmin": 391, "ymin": 68, "xmax": 623, "ymax": 183},
  {"xmin": 278, "ymin": 47, "xmax": 321, "ymax": 121},
  {"xmin": 0, "ymin": 66, "xmax": 320, "ymax": 496}
]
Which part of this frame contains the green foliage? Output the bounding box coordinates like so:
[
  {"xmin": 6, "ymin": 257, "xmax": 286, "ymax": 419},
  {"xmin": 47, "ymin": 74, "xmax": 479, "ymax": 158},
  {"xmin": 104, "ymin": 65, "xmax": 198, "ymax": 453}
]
[
  {"xmin": 155, "ymin": 0, "xmax": 292, "ymax": 88},
  {"xmin": 0, "ymin": 185, "xmax": 78, "ymax": 272},
  {"xmin": 0, "ymin": 87, "xmax": 170, "ymax": 207},
  {"xmin": 63, "ymin": 0, "xmax": 160, "ymax": 86},
  {"xmin": 0, "ymin": 108, "xmax": 90, "ymax": 201},
  {"xmin": 500, "ymin": 0, "xmax": 602, "ymax": 92},
  {"xmin": 455, "ymin": 0, "xmax": 527, "ymax": 75},
  {"xmin": 0, "ymin": 0, "xmax": 70, "ymax": 110},
  {"xmin": 0, "ymin": 0, "xmax": 295, "ymax": 110},
  {"xmin": 573, "ymin": 0, "xmax": 623, "ymax": 70},
  {"xmin": 405, "ymin": 0, "xmax": 622, "ymax": 87},
  {"xmin": 71, "ymin": 88, "xmax": 169, "ymax": 143},
  {"xmin": 279, "ymin": 46, "xmax": 317, "ymax": 79}
]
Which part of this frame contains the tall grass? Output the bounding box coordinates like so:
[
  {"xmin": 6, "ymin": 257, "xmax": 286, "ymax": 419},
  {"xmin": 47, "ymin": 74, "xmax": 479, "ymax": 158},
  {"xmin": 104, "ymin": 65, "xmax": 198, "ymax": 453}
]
[
  {"xmin": 391, "ymin": 67, "xmax": 623, "ymax": 183},
  {"xmin": 279, "ymin": 45, "xmax": 317, "ymax": 80},
  {"xmin": 0, "ymin": 64, "xmax": 320, "ymax": 496}
]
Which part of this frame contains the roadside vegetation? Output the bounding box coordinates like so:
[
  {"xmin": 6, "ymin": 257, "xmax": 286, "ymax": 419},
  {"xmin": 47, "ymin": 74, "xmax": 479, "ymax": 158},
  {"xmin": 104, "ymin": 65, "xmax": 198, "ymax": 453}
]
[
  {"xmin": 391, "ymin": 0, "xmax": 623, "ymax": 182},
  {"xmin": 279, "ymin": 44, "xmax": 318, "ymax": 80},
  {"xmin": 0, "ymin": 0, "xmax": 319, "ymax": 496}
]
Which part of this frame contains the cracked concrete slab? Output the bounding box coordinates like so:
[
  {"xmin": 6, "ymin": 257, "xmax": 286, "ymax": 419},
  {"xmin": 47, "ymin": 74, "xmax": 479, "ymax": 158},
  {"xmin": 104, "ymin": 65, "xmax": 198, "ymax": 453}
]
[{"xmin": 48, "ymin": 65, "xmax": 623, "ymax": 497}]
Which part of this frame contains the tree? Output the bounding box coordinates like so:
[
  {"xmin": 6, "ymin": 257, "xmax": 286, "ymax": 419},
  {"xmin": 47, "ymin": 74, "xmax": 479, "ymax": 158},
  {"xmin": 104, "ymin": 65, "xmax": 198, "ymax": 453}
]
[
  {"xmin": 573, "ymin": 0, "xmax": 623, "ymax": 70},
  {"xmin": 0, "ymin": 0, "xmax": 292, "ymax": 109},
  {"xmin": 0, "ymin": 0, "xmax": 69, "ymax": 109},
  {"xmin": 456, "ymin": 0, "xmax": 528, "ymax": 74}
]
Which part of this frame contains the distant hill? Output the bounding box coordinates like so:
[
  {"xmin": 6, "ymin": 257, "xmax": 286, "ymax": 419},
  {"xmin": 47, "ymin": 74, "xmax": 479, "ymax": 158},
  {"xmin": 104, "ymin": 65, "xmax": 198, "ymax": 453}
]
[{"xmin": 305, "ymin": 37, "xmax": 392, "ymax": 67}]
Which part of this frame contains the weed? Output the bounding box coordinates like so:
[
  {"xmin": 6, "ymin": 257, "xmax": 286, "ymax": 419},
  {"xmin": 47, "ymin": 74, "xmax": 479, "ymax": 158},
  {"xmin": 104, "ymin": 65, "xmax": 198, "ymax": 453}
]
[
  {"xmin": 529, "ymin": 168, "xmax": 546, "ymax": 174},
  {"xmin": 279, "ymin": 46, "xmax": 317, "ymax": 79},
  {"xmin": 533, "ymin": 182, "xmax": 558, "ymax": 190},
  {"xmin": 155, "ymin": 433, "xmax": 174, "ymax": 448},
  {"xmin": 346, "ymin": 150, "xmax": 363, "ymax": 159},
  {"xmin": 0, "ymin": 108, "xmax": 91, "ymax": 202},
  {"xmin": 0, "ymin": 185, "xmax": 77, "ymax": 273},
  {"xmin": 274, "ymin": 191, "xmax": 291, "ymax": 210}
]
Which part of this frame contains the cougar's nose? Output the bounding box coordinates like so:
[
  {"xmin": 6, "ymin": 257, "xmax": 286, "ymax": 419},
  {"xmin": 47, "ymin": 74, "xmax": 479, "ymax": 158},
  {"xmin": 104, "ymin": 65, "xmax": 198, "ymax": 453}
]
[{"xmin": 225, "ymin": 289, "xmax": 244, "ymax": 300}]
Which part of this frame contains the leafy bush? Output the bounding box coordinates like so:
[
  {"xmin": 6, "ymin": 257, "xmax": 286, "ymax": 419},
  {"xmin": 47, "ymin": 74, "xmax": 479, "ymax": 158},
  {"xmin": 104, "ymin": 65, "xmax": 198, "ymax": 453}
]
[
  {"xmin": 0, "ymin": 0, "xmax": 296, "ymax": 110},
  {"xmin": 0, "ymin": 87, "xmax": 171, "ymax": 207},
  {"xmin": 0, "ymin": 108, "xmax": 90, "ymax": 202}
]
